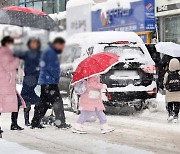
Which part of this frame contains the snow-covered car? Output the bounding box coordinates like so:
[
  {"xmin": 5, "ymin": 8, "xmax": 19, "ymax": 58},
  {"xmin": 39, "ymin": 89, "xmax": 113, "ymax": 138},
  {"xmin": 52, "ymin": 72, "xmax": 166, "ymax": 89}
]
[{"xmin": 60, "ymin": 32, "xmax": 157, "ymax": 113}]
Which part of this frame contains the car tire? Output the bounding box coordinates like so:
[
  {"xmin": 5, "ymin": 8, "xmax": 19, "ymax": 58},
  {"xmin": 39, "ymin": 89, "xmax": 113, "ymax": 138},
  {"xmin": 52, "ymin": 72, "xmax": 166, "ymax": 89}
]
[
  {"xmin": 134, "ymin": 101, "xmax": 143, "ymax": 111},
  {"xmin": 70, "ymin": 88, "xmax": 80, "ymax": 114}
]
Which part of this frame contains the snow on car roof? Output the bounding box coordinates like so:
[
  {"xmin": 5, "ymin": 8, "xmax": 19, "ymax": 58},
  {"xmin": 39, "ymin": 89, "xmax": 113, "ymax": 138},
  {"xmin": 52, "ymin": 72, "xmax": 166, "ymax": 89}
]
[{"xmin": 66, "ymin": 31, "xmax": 144, "ymax": 46}]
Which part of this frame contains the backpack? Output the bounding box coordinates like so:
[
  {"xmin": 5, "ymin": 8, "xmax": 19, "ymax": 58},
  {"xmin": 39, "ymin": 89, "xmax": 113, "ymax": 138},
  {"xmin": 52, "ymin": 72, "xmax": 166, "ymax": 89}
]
[
  {"xmin": 74, "ymin": 79, "xmax": 88, "ymax": 95},
  {"xmin": 165, "ymin": 71, "xmax": 180, "ymax": 92}
]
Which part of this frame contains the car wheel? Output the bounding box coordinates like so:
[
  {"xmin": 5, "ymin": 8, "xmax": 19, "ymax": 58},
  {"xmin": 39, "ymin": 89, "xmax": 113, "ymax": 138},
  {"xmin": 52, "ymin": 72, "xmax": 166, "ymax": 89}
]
[
  {"xmin": 70, "ymin": 88, "xmax": 80, "ymax": 114},
  {"xmin": 134, "ymin": 101, "xmax": 143, "ymax": 111}
]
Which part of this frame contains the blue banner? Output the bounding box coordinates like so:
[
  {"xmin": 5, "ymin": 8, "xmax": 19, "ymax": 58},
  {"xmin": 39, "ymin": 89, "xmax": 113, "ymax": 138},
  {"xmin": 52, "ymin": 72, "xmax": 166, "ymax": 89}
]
[{"xmin": 92, "ymin": 0, "xmax": 155, "ymax": 33}]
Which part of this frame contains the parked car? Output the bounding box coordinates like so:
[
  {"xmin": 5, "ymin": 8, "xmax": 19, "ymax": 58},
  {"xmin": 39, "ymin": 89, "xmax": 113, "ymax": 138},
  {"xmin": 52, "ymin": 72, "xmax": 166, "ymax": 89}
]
[{"xmin": 59, "ymin": 31, "xmax": 157, "ymax": 113}]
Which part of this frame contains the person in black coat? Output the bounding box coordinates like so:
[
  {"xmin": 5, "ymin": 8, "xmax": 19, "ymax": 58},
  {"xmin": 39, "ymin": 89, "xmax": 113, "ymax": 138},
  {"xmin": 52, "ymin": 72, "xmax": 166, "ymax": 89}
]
[
  {"xmin": 158, "ymin": 54, "xmax": 180, "ymax": 90},
  {"xmin": 15, "ymin": 38, "xmax": 41, "ymax": 126}
]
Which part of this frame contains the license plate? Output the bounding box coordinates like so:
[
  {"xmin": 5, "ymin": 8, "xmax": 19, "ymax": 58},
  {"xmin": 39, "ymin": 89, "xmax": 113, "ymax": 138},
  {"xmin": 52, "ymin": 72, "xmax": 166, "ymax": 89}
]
[{"xmin": 110, "ymin": 70, "xmax": 140, "ymax": 80}]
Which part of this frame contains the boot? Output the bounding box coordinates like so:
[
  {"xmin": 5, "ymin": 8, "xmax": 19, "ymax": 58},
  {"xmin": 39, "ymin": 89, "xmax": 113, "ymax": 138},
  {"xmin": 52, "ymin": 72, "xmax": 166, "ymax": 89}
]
[
  {"xmin": 11, "ymin": 124, "xmax": 24, "ymax": 130},
  {"xmin": 11, "ymin": 112, "xmax": 24, "ymax": 131},
  {"xmin": 173, "ymin": 116, "xmax": 178, "ymax": 123},
  {"xmin": 167, "ymin": 111, "xmax": 174, "ymax": 123},
  {"xmin": 0, "ymin": 127, "xmax": 3, "ymax": 138},
  {"xmin": 57, "ymin": 123, "xmax": 72, "ymax": 129},
  {"xmin": 72, "ymin": 123, "xmax": 86, "ymax": 134},
  {"xmin": 24, "ymin": 108, "xmax": 31, "ymax": 126},
  {"xmin": 100, "ymin": 123, "xmax": 115, "ymax": 134},
  {"xmin": 30, "ymin": 124, "xmax": 45, "ymax": 129},
  {"xmin": 167, "ymin": 115, "xmax": 174, "ymax": 122}
]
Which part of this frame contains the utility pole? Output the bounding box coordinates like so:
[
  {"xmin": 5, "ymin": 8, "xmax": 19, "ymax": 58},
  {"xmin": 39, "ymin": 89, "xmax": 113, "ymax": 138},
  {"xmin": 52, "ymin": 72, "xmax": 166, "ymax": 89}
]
[{"xmin": 56, "ymin": 0, "xmax": 60, "ymax": 13}]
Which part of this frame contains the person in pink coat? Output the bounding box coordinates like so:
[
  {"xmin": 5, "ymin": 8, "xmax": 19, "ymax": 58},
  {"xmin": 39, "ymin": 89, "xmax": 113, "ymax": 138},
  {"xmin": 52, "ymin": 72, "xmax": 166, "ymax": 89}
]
[
  {"xmin": 0, "ymin": 36, "xmax": 26, "ymax": 131},
  {"xmin": 73, "ymin": 75, "xmax": 115, "ymax": 134}
]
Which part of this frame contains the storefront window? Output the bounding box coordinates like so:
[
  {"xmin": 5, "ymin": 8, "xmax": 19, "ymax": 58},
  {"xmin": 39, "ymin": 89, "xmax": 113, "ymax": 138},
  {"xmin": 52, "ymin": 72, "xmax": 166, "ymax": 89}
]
[
  {"xmin": 7, "ymin": 0, "xmax": 68, "ymax": 13},
  {"xmin": 19, "ymin": 0, "xmax": 25, "ymax": 3},
  {"xmin": 26, "ymin": 2, "xmax": 34, "ymax": 8},
  {"xmin": 165, "ymin": 15, "xmax": 180, "ymax": 44},
  {"xmin": 34, "ymin": 1, "xmax": 43, "ymax": 11},
  {"xmin": 43, "ymin": 0, "xmax": 55, "ymax": 14}
]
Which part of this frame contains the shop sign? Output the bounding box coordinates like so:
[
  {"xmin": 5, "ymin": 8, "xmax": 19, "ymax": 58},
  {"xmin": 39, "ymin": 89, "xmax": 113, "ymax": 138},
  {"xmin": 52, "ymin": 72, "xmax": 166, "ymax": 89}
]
[
  {"xmin": 92, "ymin": 0, "xmax": 155, "ymax": 32},
  {"xmin": 67, "ymin": 3, "xmax": 92, "ymax": 36},
  {"xmin": 105, "ymin": 8, "xmax": 132, "ymax": 25},
  {"xmin": 157, "ymin": 3, "xmax": 180, "ymax": 13}
]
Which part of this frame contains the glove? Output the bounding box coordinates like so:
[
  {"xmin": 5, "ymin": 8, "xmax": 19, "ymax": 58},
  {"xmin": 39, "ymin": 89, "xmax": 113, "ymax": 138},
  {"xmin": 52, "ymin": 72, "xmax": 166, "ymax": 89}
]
[{"xmin": 102, "ymin": 84, "xmax": 107, "ymax": 89}]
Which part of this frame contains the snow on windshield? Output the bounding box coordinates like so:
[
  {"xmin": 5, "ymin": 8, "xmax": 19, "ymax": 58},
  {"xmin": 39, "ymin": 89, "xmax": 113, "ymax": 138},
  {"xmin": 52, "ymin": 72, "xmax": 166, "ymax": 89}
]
[{"xmin": 104, "ymin": 46, "xmax": 145, "ymax": 57}]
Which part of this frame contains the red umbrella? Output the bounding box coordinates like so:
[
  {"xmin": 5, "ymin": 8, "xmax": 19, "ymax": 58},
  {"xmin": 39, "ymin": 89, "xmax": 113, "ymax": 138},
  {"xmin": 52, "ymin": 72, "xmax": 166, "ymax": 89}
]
[
  {"xmin": 0, "ymin": 6, "xmax": 60, "ymax": 31},
  {"xmin": 72, "ymin": 52, "xmax": 119, "ymax": 84},
  {"xmin": 3, "ymin": 6, "xmax": 47, "ymax": 16}
]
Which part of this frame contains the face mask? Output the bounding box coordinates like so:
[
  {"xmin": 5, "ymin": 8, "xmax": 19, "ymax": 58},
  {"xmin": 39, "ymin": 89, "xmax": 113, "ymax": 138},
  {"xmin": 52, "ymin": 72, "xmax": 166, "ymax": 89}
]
[
  {"xmin": 8, "ymin": 45, "xmax": 14, "ymax": 51},
  {"xmin": 57, "ymin": 49, "xmax": 63, "ymax": 54},
  {"xmin": 59, "ymin": 50, "xmax": 63, "ymax": 54}
]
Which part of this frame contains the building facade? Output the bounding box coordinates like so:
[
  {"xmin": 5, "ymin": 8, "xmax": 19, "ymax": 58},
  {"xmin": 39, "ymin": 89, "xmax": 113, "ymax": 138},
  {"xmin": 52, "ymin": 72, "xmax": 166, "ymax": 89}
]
[
  {"xmin": 0, "ymin": 0, "xmax": 11, "ymax": 8},
  {"xmin": 155, "ymin": 0, "xmax": 180, "ymax": 44},
  {"xmin": 8, "ymin": 0, "xmax": 68, "ymax": 14}
]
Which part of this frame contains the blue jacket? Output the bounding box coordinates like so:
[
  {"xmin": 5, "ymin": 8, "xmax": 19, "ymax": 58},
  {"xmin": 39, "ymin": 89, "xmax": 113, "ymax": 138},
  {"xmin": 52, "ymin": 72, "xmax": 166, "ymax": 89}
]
[
  {"xmin": 38, "ymin": 45, "xmax": 60, "ymax": 85},
  {"xmin": 14, "ymin": 50, "xmax": 41, "ymax": 104}
]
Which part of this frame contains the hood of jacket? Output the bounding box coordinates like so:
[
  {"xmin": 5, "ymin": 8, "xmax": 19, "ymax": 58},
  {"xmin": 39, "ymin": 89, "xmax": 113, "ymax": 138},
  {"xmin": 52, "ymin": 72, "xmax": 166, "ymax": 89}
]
[
  {"xmin": 27, "ymin": 37, "xmax": 41, "ymax": 50},
  {"xmin": 169, "ymin": 58, "xmax": 180, "ymax": 72}
]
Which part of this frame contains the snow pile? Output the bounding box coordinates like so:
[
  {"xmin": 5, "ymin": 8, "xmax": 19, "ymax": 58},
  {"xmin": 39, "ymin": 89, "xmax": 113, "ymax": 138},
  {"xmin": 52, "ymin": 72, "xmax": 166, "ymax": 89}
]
[
  {"xmin": 155, "ymin": 92, "xmax": 166, "ymax": 112},
  {"xmin": 0, "ymin": 139, "xmax": 43, "ymax": 154},
  {"xmin": 67, "ymin": 0, "xmax": 131, "ymax": 12},
  {"xmin": 49, "ymin": 11, "xmax": 66, "ymax": 21},
  {"xmin": 92, "ymin": 0, "xmax": 131, "ymax": 12},
  {"xmin": 67, "ymin": 0, "xmax": 94, "ymax": 8}
]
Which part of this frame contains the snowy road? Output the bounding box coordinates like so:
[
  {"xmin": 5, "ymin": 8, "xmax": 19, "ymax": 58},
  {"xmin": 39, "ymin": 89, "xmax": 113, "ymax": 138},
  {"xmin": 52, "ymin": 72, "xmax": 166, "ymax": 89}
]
[{"xmin": 1, "ymin": 106, "xmax": 180, "ymax": 154}]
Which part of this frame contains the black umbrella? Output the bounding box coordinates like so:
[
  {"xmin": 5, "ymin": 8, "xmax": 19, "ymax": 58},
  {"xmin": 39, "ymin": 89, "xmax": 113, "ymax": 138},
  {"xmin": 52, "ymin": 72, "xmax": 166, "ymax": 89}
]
[{"xmin": 0, "ymin": 6, "xmax": 60, "ymax": 31}]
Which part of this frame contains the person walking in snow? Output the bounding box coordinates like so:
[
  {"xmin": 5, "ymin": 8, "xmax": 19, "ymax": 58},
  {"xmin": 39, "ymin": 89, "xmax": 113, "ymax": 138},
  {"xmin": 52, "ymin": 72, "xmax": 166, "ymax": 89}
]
[
  {"xmin": 0, "ymin": 36, "xmax": 26, "ymax": 131},
  {"xmin": 72, "ymin": 75, "xmax": 115, "ymax": 134},
  {"xmin": 159, "ymin": 55, "xmax": 180, "ymax": 91},
  {"xmin": 164, "ymin": 58, "xmax": 180, "ymax": 123},
  {"xmin": 14, "ymin": 38, "xmax": 41, "ymax": 126},
  {"xmin": 31, "ymin": 37, "xmax": 71, "ymax": 129}
]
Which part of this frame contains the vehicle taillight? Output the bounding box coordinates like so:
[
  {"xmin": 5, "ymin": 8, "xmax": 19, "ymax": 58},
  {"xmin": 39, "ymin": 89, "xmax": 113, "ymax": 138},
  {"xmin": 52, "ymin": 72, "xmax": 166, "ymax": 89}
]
[
  {"xmin": 114, "ymin": 41, "xmax": 130, "ymax": 44},
  {"xmin": 141, "ymin": 65, "xmax": 156, "ymax": 74},
  {"xmin": 147, "ymin": 88, "xmax": 157, "ymax": 94}
]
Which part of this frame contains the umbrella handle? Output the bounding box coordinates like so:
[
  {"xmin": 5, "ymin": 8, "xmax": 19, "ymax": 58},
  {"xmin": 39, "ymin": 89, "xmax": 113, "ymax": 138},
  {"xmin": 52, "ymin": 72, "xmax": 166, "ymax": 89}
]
[{"xmin": 106, "ymin": 89, "xmax": 111, "ymax": 100}]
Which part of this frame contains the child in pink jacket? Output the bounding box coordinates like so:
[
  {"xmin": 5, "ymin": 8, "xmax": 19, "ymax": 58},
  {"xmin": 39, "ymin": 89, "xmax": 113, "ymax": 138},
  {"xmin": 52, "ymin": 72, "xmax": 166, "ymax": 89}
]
[{"xmin": 73, "ymin": 75, "xmax": 115, "ymax": 134}]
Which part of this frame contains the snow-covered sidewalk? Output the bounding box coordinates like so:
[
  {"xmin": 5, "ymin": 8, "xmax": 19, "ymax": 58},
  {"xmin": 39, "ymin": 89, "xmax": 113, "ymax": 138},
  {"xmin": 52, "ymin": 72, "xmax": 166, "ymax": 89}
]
[{"xmin": 0, "ymin": 139, "xmax": 43, "ymax": 154}]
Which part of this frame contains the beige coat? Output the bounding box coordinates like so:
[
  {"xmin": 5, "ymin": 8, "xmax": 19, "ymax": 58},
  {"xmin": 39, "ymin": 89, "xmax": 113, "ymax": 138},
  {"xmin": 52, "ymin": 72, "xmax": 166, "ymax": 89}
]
[{"xmin": 163, "ymin": 58, "xmax": 180, "ymax": 103}]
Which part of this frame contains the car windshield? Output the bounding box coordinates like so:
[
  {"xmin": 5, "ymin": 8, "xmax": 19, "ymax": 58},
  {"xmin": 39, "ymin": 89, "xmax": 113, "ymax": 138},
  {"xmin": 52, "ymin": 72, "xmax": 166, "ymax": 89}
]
[
  {"xmin": 61, "ymin": 45, "xmax": 82, "ymax": 64},
  {"xmin": 104, "ymin": 46, "xmax": 145, "ymax": 57}
]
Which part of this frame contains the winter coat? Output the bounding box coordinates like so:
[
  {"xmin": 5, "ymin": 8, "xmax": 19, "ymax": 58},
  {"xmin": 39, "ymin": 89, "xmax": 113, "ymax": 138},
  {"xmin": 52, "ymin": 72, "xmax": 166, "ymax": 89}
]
[
  {"xmin": 38, "ymin": 45, "xmax": 60, "ymax": 85},
  {"xmin": 14, "ymin": 49, "xmax": 41, "ymax": 104},
  {"xmin": 15, "ymin": 49, "xmax": 41, "ymax": 104},
  {"xmin": 159, "ymin": 55, "xmax": 180, "ymax": 89},
  {"xmin": 79, "ymin": 76, "xmax": 105, "ymax": 111},
  {"xmin": 163, "ymin": 58, "xmax": 180, "ymax": 103},
  {"xmin": 0, "ymin": 47, "xmax": 25, "ymax": 113}
]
